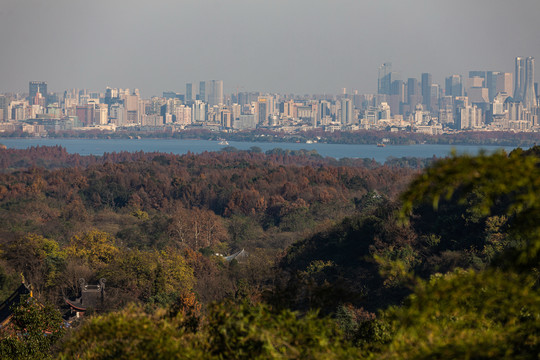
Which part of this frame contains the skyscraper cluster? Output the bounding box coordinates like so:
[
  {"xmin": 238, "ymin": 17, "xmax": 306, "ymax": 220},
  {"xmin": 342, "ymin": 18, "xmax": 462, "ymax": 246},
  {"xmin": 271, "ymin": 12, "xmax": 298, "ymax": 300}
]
[
  {"xmin": 0, "ymin": 56, "xmax": 538, "ymax": 137},
  {"xmin": 375, "ymin": 57, "xmax": 538, "ymax": 132}
]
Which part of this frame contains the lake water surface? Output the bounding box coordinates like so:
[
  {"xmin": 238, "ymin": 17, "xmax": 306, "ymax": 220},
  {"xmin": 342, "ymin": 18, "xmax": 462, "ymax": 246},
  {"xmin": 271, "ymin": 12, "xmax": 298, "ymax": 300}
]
[{"xmin": 0, "ymin": 138, "xmax": 521, "ymax": 164}]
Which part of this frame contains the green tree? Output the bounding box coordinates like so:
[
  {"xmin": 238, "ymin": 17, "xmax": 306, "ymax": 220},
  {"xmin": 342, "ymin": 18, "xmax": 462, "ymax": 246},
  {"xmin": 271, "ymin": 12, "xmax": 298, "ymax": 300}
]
[
  {"xmin": 59, "ymin": 305, "xmax": 203, "ymax": 360},
  {"xmin": 205, "ymin": 301, "xmax": 355, "ymax": 359},
  {"xmin": 369, "ymin": 149, "xmax": 540, "ymax": 359},
  {"xmin": 0, "ymin": 296, "xmax": 65, "ymax": 360},
  {"xmin": 400, "ymin": 149, "xmax": 540, "ymax": 269},
  {"xmin": 372, "ymin": 269, "xmax": 539, "ymax": 359},
  {"xmin": 1, "ymin": 234, "xmax": 65, "ymax": 296}
]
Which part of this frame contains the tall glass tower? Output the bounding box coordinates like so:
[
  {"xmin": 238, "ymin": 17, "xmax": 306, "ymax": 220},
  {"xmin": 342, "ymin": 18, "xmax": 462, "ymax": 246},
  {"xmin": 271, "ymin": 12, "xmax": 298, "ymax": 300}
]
[
  {"xmin": 523, "ymin": 57, "xmax": 537, "ymax": 109},
  {"xmin": 421, "ymin": 73, "xmax": 432, "ymax": 111},
  {"xmin": 378, "ymin": 63, "xmax": 392, "ymax": 95},
  {"xmin": 514, "ymin": 57, "xmax": 525, "ymax": 101}
]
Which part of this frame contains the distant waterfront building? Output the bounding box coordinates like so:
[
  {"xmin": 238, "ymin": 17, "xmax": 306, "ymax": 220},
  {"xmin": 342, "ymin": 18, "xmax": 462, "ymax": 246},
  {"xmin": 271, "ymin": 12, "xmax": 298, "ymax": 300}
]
[
  {"xmin": 445, "ymin": 75, "xmax": 463, "ymax": 97},
  {"xmin": 388, "ymin": 80, "xmax": 405, "ymax": 115},
  {"xmin": 221, "ymin": 109, "xmax": 232, "ymax": 128},
  {"xmin": 207, "ymin": 80, "xmax": 223, "ymax": 106},
  {"xmin": 109, "ymin": 103, "xmax": 125, "ymax": 126},
  {"xmin": 186, "ymin": 83, "xmax": 193, "ymax": 103},
  {"xmin": 421, "ymin": 73, "xmax": 432, "ymax": 111},
  {"xmin": 234, "ymin": 114, "xmax": 257, "ymax": 130},
  {"xmin": 0, "ymin": 96, "xmax": 9, "ymax": 121},
  {"xmin": 378, "ymin": 102, "xmax": 391, "ymax": 120},
  {"xmin": 257, "ymin": 97, "xmax": 268, "ymax": 126},
  {"xmin": 174, "ymin": 105, "xmax": 191, "ymax": 125},
  {"xmin": 378, "ymin": 63, "xmax": 392, "ymax": 95},
  {"xmin": 29, "ymin": 81, "xmax": 47, "ymax": 104},
  {"xmin": 469, "ymin": 71, "xmax": 486, "ymax": 82},
  {"xmin": 456, "ymin": 104, "xmax": 482, "ymax": 129},
  {"xmin": 523, "ymin": 57, "xmax": 537, "ymax": 110},
  {"xmin": 407, "ymin": 78, "xmax": 422, "ymax": 114},
  {"xmin": 487, "ymin": 71, "xmax": 500, "ymax": 102},
  {"xmin": 514, "ymin": 57, "xmax": 525, "ymax": 101},
  {"xmin": 192, "ymin": 100, "xmax": 206, "ymax": 123},
  {"xmin": 467, "ymin": 87, "xmax": 489, "ymax": 104},
  {"xmin": 430, "ymin": 84, "xmax": 440, "ymax": 113},
  {"xmin": 467, "ymin": 76, "xmax": 485, "ymax": 89},
  {"xmin": 198, "ymin": 81, "xmax": 206, "ymax": 102},
  {"xmin": 496, "ymin": 73, "xmax": 513, "ymax": 98},
  {"xmin": 94, "ymin": 104, "xmax": 108, "ymax": 125},
  {"xmin": 76, "ymin": 105, "xmax": 94, "ymax": 126},
  {"xmin": 340, "ymin": 98, "xmax": 353, "ymax": 125},
  {"xmin": 124, "ymin": 91, "xmax": 141, "ymax": 125}
]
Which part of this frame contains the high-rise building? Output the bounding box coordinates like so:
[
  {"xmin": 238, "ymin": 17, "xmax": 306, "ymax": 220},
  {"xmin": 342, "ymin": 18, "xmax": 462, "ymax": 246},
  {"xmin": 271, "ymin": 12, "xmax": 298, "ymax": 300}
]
[
  {"xmin": 186, "ymin": 83, "xmax": 193, "ymax": 103},
  {"xmin": 421, "ymin": 73, "xmax": 432, "ymax": 111},
  {"xmin": 76, "ymin": 105, "xmax": 95, "ymax": 126},
  {"xmin": 389, "ymin": 80, "xmax": 405, "ymax": 115},
  {"xmin": 199, "ymin": 81, "xmax": 206, "ymax": 102},
  {"xmin": 378, "ymin": 63, "xmax": 392, "ymax": 95},
  {"xmin": 0, "ymin": 95, "xmax": 9, "ymax": 121},
  {"xmin": 174, "ymin": 105, "xmax": 192, "ymax": 125},
  {"xmin": 257, "ymin": 97, "xmax": 268, "ymax": 125},
  {"xmin": 523, "ymin": 57, "xmax": 537, "ymax": 109},
  {"xmin": 94, "ymin": 104, "xmax": 108, "ymax": 125},
  {"xmin": 192, "ymin": 100, "xmax": 206, "ymax": 123},
  {"xmin": 407, "ymin": 78, "xmax": 422, "ymax": 112},
  {"xmin": 430, "ymin": 84, "xmax": 440, "ymax": 113},
  {"xmin": 207, "ymin": 80, "xmax": 223, "ymax": 106},
  {"xmin": 495, "ymin": 73, "xmax": 513, "ymax": 96},
  {"xmin": 469, "ymin": 71, "xmax": 486, "ymax": 82},
  {"xmin": 485, "ymin": 72, "xmax": 512, "ymax": 102},
  {"xmin": 29, "ymin": 81, "xmax": 47, "ymax": 104},
  {"xmin": 124, "ymin": 91, "xmax": 141, "ymax": 124},
  {"xmin": 445, "ymin": 75, "xmax": 463, "ymax": 97},
  {"xmin": 340, "ymin": 98, "xmax": 353, "ymax": 125},
  {"xmin": 514, "ymin": 57, "xmax": 525, "ymax": 101},
  {"xmin": 486, "ymin": 71, "xmax": 500, "ymax": 102},
  {"xmin": 407, "ymin": 78, "xmax": 418, "ymax": 98}
]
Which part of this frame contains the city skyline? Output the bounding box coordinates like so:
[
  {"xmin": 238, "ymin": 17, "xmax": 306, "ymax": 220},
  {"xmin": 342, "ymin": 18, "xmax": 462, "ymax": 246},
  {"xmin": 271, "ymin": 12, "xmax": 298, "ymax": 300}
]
[{"xmin": 1, "ymin": 0, "xmax": 539, "ymax": 97}]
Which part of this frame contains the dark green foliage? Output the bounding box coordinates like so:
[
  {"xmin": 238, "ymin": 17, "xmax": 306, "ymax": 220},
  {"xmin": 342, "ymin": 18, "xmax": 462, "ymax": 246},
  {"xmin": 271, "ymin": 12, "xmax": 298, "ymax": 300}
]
[
  {"xmin": 400, "ymin": 148, "xmax": 540, "ymax": 271},
  {"xmin": 368, "ymin": 147, "xmax": 540, "ymax": 359},
  {"xmin": 59, "ymin": 302, "xmax": 356, "ymax": 359},
  {"xmin": 4, "ymin": 145, "xmax": 540, "ymax": 358},
  {"xmin": 58, "ymin": 305, "xmax": 202, "ymax": 360},
  {"xmin": 205, "ymin": 301, "xmax": 355, "ymax": 359},
  {"xmin": 374, "ymin": 270, "xmax": 540, "ymax": 359},
  {"xmin": 0, "ymin": 296, "xmax": 65, "ymax": 360},
  {"xmin": 274, "ymin": 200, "xmax": 416, "ymax": 314}
]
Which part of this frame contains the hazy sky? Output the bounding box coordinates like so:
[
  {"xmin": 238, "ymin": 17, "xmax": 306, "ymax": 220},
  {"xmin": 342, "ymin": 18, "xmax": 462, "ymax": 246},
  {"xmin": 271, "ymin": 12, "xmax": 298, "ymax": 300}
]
[{"xmin": 1, "ymin": 0, "xmax": 539, "ymax": 97}]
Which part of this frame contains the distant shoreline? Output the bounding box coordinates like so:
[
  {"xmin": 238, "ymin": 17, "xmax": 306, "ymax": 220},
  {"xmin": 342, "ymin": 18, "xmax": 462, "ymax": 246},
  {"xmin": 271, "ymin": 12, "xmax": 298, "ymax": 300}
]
[
  {"xmin": 0, "ymin": 137, "xmax": 522, "ymax": 164},
  {"xmin": 1, "ymin": 128, "xmax": 539, "ymax": 147}
]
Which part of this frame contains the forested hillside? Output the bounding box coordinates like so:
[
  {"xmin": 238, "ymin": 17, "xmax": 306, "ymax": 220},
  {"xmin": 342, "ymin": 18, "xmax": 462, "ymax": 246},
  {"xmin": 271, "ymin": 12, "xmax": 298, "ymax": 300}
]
[
  {"xmin": 0, "ymin": 146, "xmax": 537, "ymax": 359},
  {"xmin": 0, "ymin": 147, "xmax": 416, "ymax": 304}
]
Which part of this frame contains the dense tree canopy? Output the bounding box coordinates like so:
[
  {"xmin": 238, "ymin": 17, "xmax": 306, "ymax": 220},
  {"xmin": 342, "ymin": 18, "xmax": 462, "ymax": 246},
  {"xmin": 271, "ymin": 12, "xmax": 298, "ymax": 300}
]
[{"xmin": 0, "ymin": 146, "xmax": 539, "ymax": 358}]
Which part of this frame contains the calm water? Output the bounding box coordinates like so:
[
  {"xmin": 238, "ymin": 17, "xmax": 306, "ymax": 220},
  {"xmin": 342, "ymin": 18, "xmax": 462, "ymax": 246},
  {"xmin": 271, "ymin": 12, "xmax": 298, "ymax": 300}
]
[{"xmin": 0, "ymin": 138, "xmax": 520, "ymax": 164}]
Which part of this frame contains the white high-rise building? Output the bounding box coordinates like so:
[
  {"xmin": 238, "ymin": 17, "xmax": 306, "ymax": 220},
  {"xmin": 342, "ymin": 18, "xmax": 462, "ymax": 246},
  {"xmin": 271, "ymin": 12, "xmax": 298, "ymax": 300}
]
[
  {"xmin": 192, "ymin": 100, "xmax": 206, "ymax": 123},
  {"xmin": 340, "ymin": 98, "xmax": 353, "ymax": 124}
]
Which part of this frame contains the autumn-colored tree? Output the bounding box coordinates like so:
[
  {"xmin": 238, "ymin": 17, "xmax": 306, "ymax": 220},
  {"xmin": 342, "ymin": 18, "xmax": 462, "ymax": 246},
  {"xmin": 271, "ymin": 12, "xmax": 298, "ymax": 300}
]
[
  {"xmin": 64, "ymin": 230, "xmax": 119, "ymax": 269},
  {"xmin": 168, "ymin": 206, "xmax": 227, "ymax": 250},
  {"xmin": 1, "ymin": 234, "xmax": 65, "ymax": 297}
]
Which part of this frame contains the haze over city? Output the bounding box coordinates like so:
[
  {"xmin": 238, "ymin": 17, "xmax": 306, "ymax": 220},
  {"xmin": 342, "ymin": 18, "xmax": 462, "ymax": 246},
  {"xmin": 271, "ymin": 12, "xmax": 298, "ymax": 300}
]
[{"xmin": 1, "ymin": 0, "xmax": 540, "ymax": 97}]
